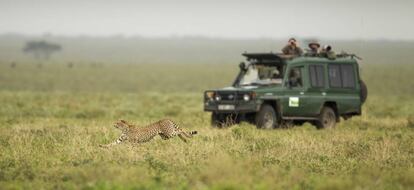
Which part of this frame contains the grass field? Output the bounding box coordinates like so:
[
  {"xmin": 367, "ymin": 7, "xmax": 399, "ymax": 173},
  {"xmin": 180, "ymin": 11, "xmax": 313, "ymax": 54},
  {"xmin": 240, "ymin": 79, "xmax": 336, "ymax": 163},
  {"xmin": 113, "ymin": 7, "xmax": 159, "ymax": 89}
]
[{"xmin": 0, "ymin": 62, "xmax": 413, "ymax": 190}]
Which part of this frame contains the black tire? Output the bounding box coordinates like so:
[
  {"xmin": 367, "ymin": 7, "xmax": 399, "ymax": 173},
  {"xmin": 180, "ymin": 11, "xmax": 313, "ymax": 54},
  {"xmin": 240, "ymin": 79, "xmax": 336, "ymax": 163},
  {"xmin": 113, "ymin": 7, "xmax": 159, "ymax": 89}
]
[
  {"xmin": 315, "ymin": 107, "xmax": 337, "ymax": 129},
  {"xmin": 360, "ymin": 80, "xmax": 368, "ymax": 104},
  {"xmin": 211, "ymin": 113, "xmax": 238, "ymax": 128},
  {"xmin": 255, "ymin": 104, "xmax": 278, "ymax": 129}
]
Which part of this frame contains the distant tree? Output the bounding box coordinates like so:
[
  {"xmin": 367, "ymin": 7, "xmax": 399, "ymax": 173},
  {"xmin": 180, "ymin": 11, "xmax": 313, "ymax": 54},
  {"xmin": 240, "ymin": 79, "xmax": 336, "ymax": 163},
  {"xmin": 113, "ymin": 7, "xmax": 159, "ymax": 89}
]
[{"xmin": 22, "ymin": 40, "xmax": 62, "ymax": 60}]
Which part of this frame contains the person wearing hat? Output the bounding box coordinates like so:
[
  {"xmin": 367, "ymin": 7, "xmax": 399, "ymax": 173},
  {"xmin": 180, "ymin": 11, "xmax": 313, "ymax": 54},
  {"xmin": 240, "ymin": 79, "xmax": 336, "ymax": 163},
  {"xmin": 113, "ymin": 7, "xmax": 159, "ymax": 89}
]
[
  {"xmin": 282, "ymin": 38, "xmax": 303, "ymax": 56},
  {"xmin": 306, "ymin": 41, "xmax": 321, "ymax": 56}
]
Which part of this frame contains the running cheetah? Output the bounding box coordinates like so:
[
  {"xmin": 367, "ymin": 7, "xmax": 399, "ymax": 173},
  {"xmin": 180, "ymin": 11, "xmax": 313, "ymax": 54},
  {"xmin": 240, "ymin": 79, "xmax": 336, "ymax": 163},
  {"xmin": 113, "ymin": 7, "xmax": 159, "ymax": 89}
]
[{"xmin": 100, "ymin": 119, "xmax": 197, "ymax": 147}]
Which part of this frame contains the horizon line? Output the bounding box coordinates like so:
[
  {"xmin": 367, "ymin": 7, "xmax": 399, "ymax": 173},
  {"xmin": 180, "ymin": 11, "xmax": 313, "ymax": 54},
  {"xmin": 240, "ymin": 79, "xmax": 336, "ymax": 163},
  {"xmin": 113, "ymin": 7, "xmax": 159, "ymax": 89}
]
[{"xmin": 1, "ymin": 32, "xmax": 414, "ymax": 42}]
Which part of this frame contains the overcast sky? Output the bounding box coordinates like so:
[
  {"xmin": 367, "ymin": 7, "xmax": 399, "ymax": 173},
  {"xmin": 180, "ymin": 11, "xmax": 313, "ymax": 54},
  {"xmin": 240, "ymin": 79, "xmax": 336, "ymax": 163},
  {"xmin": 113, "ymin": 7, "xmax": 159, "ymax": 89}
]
[{"xmin": 0, "ymin": 0, "xmax": 413, "ymax": 40}]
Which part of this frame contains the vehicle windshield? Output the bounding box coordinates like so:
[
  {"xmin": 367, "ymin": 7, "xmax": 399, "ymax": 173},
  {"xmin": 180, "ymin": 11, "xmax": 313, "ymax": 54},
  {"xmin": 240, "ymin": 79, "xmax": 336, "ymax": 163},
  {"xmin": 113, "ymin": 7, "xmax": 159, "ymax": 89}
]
[{"xmin": 238, "ymin": 64, "xmax": 284, "ymax": 86}]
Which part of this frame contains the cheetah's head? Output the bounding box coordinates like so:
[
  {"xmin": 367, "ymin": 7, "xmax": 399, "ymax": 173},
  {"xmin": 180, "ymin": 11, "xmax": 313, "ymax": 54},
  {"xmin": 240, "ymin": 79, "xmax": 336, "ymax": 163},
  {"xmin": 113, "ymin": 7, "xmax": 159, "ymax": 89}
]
[{"xmin": 114, "ymin": 120, "xmax": 130, "ymax": 132}]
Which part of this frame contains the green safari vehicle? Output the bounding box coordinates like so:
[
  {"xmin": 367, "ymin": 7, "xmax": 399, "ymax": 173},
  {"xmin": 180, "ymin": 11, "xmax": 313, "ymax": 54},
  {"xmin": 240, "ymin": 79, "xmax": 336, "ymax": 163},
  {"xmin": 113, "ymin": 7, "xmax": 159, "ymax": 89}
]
[{"xmin": 204, "ymin": 53, "xmax": 367, "ymax": 129}]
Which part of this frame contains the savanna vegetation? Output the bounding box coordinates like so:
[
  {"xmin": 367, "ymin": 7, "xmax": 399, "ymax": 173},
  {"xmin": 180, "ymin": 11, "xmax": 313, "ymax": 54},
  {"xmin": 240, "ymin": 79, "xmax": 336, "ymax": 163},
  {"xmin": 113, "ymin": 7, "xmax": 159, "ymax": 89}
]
[{"xmin": 0, "ymin": 37, "xmax": 413, "ymax": 189}]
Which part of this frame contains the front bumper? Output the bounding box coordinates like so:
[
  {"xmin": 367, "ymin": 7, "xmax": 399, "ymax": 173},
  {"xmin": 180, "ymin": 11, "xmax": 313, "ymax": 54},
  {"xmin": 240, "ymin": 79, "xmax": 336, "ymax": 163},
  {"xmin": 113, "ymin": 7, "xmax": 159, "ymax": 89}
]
[{"xmin": 204, "ymin": 101, "xmax": 259, "ymax": 113}]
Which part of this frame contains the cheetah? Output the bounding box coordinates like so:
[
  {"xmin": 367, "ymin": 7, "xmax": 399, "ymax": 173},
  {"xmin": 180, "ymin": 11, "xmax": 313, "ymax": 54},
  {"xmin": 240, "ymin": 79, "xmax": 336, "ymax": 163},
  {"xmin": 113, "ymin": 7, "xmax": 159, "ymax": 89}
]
[{"xmin": 100, "ymin": 119, "xmax": 197, "ymax": 147}]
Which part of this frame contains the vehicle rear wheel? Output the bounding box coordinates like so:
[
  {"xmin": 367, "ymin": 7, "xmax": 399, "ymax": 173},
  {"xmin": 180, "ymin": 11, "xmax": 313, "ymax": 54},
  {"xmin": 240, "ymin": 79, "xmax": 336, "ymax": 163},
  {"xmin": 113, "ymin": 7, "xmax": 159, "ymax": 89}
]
[
  {"xmin": 315, "ymin": 106, "xmax": 337, "ymax": 129},
  {"xmin": 360, "ymin": 80, "xmax": 368, "ymax": 104},
  {"xmin": 255, "ymin": 104, "xmax": 278, "ymax": 129}
]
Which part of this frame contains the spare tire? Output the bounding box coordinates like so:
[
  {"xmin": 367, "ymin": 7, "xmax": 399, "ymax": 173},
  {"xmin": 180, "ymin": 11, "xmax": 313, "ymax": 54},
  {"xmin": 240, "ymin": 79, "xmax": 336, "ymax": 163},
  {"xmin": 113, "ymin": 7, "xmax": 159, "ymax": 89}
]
[{"xmin": 360, "ymin": 80, "xmax": 368, "ymax": 104}]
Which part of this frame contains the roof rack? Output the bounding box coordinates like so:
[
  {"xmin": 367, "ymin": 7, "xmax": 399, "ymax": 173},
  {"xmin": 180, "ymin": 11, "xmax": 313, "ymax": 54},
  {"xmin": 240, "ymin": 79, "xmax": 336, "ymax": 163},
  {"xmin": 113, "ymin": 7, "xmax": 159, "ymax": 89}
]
[
  {"xmin": 336, "ymin": 52, "xmax": 363, "ymax": 60},
  {"xmin": 243, "ymin": 52, "xmax": 362, "ymax": 62},
  {"xmin": 242, "ymin": 52, "xmax": 295, "ymax": 61}
]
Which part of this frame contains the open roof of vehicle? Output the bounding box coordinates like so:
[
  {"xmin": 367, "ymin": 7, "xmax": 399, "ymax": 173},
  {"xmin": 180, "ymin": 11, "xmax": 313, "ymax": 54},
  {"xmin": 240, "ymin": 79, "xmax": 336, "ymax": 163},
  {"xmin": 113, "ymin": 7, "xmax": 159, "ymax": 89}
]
[
  {"xmin": 242, "ymin": 52, "xmax": 359, "ymax": 65},
  {"xmin": 242, "ymin": 53, "xmax": 293, "ymax": 62}
]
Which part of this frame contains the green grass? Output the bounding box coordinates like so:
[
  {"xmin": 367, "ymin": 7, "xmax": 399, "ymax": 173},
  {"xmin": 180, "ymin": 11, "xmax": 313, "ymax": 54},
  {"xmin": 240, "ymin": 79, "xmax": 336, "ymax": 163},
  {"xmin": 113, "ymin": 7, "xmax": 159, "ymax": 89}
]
[{"xmin": 0, "ymin": 62, "xmax": 413, "ymax": 189}]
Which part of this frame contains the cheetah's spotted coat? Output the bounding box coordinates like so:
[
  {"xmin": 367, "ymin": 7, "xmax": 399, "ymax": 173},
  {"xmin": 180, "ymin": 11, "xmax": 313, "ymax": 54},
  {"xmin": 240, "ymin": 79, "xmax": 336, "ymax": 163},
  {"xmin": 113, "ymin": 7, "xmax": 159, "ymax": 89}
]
[{"xmin": 100, "ymin": 119, "xmax": 197, "ymax": 147}]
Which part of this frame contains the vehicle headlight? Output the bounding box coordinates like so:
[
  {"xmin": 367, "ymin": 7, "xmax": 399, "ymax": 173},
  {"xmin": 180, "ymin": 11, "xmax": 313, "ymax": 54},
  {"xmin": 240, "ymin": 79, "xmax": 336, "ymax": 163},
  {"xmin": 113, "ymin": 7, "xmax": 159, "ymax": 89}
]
[
  {"xmin": 243, "ymin": 94, "xmax": 250, "ymax": 101},
  {"xmin": 215, "ymin": 95, "xmax": 221, "ymax": 101},
  {"xmin": 206, "ymin": 91, "xmax": 215, "ymax": 100}
]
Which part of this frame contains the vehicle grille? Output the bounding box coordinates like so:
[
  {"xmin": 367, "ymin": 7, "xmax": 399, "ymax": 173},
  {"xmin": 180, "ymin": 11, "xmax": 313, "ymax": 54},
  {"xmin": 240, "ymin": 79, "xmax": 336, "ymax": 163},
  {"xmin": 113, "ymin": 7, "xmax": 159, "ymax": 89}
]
[
  {"xmin": 216, "ymin": 92, "xmax": 247, "ymax": 101},
  {"xmin": 217, "ymin": 92, "xmax": 236, "ymax": 101}
]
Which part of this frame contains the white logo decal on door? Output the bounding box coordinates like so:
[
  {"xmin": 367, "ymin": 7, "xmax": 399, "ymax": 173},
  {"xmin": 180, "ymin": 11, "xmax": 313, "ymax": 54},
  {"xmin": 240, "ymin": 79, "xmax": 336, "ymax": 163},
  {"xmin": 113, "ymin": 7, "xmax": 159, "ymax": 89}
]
[{"xmin": 289, "ymin": 97, "xmax": 299, "ymax": 107}]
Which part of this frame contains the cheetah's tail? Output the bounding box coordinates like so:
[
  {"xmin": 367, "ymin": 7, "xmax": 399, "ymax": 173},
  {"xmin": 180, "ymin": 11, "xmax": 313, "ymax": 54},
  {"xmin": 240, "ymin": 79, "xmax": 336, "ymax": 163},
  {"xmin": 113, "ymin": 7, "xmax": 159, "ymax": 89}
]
[{"xmin": 190, "ymin": 131, "xmax": 198, "ymax": 135}]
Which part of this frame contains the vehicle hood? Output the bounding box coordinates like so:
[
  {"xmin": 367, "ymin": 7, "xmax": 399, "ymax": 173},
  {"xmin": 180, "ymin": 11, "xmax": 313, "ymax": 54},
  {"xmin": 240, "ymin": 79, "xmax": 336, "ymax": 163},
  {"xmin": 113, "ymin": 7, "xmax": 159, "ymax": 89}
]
[{"xmin": 208, "ymin": 84, "xmax": 283, "ymax": 92}]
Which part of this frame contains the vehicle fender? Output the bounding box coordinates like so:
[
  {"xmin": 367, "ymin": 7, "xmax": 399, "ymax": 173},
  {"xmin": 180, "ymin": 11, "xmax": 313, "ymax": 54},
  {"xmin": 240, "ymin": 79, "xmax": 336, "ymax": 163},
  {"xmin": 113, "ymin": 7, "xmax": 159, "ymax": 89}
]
[{"xmin": 257, "ymin": 97, "xmax": 282, "ymax": 116}]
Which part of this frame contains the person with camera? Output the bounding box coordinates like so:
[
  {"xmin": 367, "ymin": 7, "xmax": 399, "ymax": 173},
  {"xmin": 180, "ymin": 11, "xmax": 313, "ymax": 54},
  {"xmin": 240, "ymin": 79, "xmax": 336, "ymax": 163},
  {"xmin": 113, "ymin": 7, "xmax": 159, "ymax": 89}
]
[
  {"xmin": 319, "ymin": 45, "xmax": 336, "ymax": 60},
  {"xmin": 282, "ymin": 38, "xmax": 303, "ymax": 56}
]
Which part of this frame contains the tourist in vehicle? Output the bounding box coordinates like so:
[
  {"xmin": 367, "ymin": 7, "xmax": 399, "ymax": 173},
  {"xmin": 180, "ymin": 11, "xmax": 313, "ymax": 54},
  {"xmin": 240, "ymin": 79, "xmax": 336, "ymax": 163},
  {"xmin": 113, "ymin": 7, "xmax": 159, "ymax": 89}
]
[
  {"xmin": 305, "ymin": 41, "xmax": 321, "ymax": 56},
  {"xmin": 282, "ymin": 38, "xmax": 303, "ymax": 56},
  {"xmin": 288, "ymin": 68, "xmax": 302, "ymax": 87},
  {"xmin": 320, "ymin": 45, "xmax": 336, "ymax": 59}
]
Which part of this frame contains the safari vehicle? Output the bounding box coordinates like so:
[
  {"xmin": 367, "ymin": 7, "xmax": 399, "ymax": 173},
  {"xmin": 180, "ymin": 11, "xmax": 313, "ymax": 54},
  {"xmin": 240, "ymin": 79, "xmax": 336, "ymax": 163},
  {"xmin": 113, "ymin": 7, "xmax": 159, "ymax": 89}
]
[{"xmin": 204, "ymin": 53, "xmax": 367, "ymax": 129}]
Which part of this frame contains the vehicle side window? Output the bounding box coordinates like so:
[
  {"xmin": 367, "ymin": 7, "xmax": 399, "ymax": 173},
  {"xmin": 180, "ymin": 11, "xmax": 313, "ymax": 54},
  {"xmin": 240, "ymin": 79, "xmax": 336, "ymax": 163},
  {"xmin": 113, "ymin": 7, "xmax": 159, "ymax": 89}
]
[
  {"xmin": 328, "ymin": 65, "xmax": 342, "ymax": 88},
  {"xmin": 288, "ymin": 67, "xmax": 303, "ymax": 88},
  {"xmin": 341, "ymin": 65, "xmax": 356, "ymax": 88},
  {"xmin": 309, "ymin": 65, "xmax": 325, "ymax": 88}
]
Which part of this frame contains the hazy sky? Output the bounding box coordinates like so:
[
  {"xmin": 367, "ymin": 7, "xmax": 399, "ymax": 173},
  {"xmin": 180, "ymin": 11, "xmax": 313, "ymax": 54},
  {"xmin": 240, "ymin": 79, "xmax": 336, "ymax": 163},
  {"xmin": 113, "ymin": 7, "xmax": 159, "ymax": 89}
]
[{"xmin": 1, "ymin": 0, "xmax": 413, "ymax": 40}]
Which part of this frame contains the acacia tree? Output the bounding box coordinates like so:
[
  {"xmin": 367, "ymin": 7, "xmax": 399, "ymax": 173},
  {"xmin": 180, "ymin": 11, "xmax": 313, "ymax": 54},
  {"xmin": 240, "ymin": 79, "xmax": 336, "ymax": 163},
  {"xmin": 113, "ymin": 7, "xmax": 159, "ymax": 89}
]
[{"xmin": 23, "ymin": 41, "xmax": 62, "ymax": 60}]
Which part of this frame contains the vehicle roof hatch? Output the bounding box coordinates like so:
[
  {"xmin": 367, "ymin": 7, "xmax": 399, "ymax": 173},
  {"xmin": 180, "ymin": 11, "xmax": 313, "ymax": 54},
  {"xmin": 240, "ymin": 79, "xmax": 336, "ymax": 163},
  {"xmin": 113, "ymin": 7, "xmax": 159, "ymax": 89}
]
[{"xmin": 242, "ymin": 52, "xmax": 292, "ymax": 65}]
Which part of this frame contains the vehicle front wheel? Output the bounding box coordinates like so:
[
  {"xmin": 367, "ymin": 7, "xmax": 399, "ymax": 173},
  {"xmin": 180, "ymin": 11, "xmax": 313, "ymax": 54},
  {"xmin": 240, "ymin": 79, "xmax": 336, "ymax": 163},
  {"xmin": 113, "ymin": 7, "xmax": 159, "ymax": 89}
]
[
  {"xmin": 315, "ymin": 106, "xmax": 337, "ymax": 129},
  {"xmin": 255, "ymin": 105, "xmax": 278, "ymax": 129}
]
